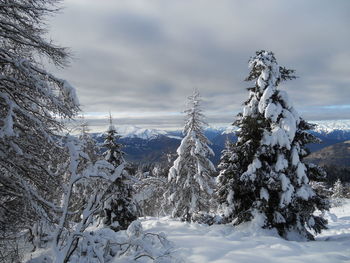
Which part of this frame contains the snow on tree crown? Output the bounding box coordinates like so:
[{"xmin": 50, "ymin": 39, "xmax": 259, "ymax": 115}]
[
  {"xmin": 246, "ymin": 50, "xmax": 296, "ymax": 87},
  {"xmin": 183, "ymin": 89, "xmax": 207, "ymax": 136}
]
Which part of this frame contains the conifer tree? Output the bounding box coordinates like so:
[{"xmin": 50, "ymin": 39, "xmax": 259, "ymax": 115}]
[
  {"xmin": 217, "ymin": 51, "xmax": 328, "ymax": 240},
  {"xmin": 167, "ymin": 89, "xmax": 216, "ymax": 221},
  {"xmin": 0, "ymin": 0, "xmax": 79, "ymax": 237},
  {"xmin": 102, "ymin": 114, "xmax": 137, "ymax": 231},
  {"xmin": 332, "ymin": 179, "xmax": 344, "ymax": 198}
]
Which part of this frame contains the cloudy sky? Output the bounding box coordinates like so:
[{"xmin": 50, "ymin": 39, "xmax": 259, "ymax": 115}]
[{"xmin": 48, "ymin": 0, "xmax": 350, "ymax": 130}]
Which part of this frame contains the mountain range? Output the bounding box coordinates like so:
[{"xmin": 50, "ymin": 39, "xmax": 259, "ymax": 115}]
[
  {"xmin": 92, "ymin": 120, "xmax": 350, "ymax": 166},
  {"xmin": 306, "ymin": 140, "xmax": 350, "ymax": 168}
]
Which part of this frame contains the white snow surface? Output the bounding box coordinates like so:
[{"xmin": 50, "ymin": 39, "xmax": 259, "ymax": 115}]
[
  {"xmin": 23, "ymin": 200, "xmax": 350, "ymax": 262},
  {"xmin": 141, "ymin": 200, "xmax": 350, "ymax": 263}
]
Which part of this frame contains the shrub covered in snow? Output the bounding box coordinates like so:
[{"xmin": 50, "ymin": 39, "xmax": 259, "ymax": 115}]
[
  {"xmin": 28, "ymin": 220, "xmax": 175, "ymax": 263},
  {"xmin": 51, "ymin": 135, "xmax": 119, "ymax": 263},
  {"xmin": 191, "ymin": 212, "xmax": 223, "ymax": 225},
  {"xmin": 216, "ymin": 51, "xmax": 329, "ymax": 240},
  {"xmin": 134, "ymin": 174, "xmax": 168, "ymax": 217}
]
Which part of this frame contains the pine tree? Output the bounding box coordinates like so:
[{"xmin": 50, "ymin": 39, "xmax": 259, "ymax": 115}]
[
  {"xmin": 167, "ymin": 89, "xmax": 216, "ymax": 221},
  {"xmin": 216, "ymin": 140, "xmax": 237, "ymax": 221},
  {"xmin": 102, "ymin": 115, "xmax": 137, "ymax": 231},
  {"xmin": 332, "ymin": 179, "xmax": 344, "ymax": 198},
  {"xmin": 217, "ymin": 51, "xmax": 328, "ymax": 240}
]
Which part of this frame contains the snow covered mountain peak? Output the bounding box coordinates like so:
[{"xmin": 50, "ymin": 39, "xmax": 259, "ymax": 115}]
[
  {"xmin": 95, "ymin": 120, "xmax": 350, "ymax": 140},
  {"xmin": 312, "ymin": 120, "xmax": 350, "ymax": 134},
  {"xmin": 152, "ymin": 120, "xmax": 350, "ymax": 138},
  {"xmin": 209, "ymin": 120, "xmax": 350, "ymax": 135},
  {"xmin": 116, "ymin": 125, "xmax": 167, "ymax": 140}
]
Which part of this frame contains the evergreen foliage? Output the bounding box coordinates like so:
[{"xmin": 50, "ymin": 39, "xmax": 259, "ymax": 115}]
[
  {"xmin": 167, "ymin": 89, "xmax": 216, "ymax": 221},
  {"xmin": 102, "ymin": 115, "xmax": 137, "ymax": 231},
  {"xmin": 217, "ymin": 51, "xmax": 329, "ymax": 240},
  {"xmin": 332, "ymin": 179, "xmax": 344, "ymax": 198},
  {"xmin": 103, "ymin": 117, "xmax": 124, "ymax": 168}
]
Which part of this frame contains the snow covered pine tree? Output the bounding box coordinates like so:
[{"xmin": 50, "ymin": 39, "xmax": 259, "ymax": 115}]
[
  {"xmin": 167, "ymin": 89, "xmax": 216, "ymax": 222},
  {"xmin": 332, "ymin": 178, "xmax": 344, "ymax": 199},
  {"xmin": 217, "ymin": 51, "xmax": 328, "ymax": 240},
  {"xmin": 102, "ymin": 115, "xmax": 137, "ymax": 231}
]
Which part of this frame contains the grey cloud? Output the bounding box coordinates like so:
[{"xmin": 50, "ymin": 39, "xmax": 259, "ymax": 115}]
[
  {"xmin": 48, "ymin": 0, "xmax": 350, "ymax": 130},
  {"xmin": 103, "ymin": 12, "xmax": 166, "ymax": 46}
]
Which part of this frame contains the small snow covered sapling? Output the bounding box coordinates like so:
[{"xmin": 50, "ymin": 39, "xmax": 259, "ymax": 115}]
[
  {"xmin": 166, "ymin": 89, "xmax": 216, "ymax": 222},
  {"xmin": 332, "ymin": 179, "xmax": 345, "ymax": 199},
  {"xmin": 217, "ymin": 51, "xmax": 329, "ymax": 240}
]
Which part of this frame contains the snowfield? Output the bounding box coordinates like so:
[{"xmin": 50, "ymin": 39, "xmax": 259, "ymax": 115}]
[
  {"xmin": 141, "ymin": 200, "xmax": 350, "ymax": 263},
  {"xmin": 23, "ymin": 200, "xmax": 350, "ymax": 262}
]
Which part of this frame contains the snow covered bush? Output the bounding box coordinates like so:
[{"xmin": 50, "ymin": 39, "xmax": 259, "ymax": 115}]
[
  {"xmin": 134, "ymin": 160, "xmax": 174, "ymax": 217},
  {"xmin": 29, "ymin": 220, "xmax": 175, "ymax": 263},
  {"xmin": 191, "ymin": 212, "xmax": 223, "ymax": 225},
  {"xmin": 135, "ymin": 174, "xmax": 168, "ymax": 217},
  {"xmin": 69, "ymin": 121, "xmax": 102, "ymax": 222},
  {"xmin": 112, "ymin": 220, "xmax": 175, "ymax": 262},
  {"xmin": 166, "ymin": 89, "xmax": 216, "ymax": 222},
  {"xmin": 52, "ymin": 135, "xmax": 118, "ymax": 263},
  {"xmin": 217, "ymin": 51, "xmax": 329, "ymax": 240},
  {"xmin": 71, "ymin": 220, "xmax": 175, "ymax": 263}
]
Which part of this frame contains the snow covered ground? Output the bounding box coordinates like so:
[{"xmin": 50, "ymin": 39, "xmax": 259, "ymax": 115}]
[
  {"xmin": 141, "ymin": 200, "xmax": 350, "ymax": 263},
  {"xmin": 22, "ymin": 200, "xmax": 350, "ymax": 262}
]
